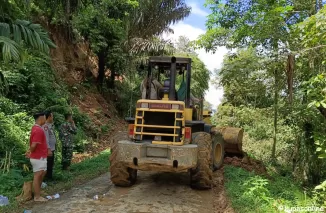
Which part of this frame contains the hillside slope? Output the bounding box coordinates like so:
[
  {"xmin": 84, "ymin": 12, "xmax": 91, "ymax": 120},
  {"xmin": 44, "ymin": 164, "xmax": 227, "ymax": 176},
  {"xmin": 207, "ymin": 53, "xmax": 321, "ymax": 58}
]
[{"xmin": 45, "ymin": 22, "xmax": 127, "ymax": 161}]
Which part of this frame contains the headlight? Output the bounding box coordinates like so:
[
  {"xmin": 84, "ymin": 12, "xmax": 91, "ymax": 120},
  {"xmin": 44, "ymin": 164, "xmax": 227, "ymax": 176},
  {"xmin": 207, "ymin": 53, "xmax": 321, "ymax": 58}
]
[
  {"xmin": 141, "ymin": 103, "xmax": 149, "ymax": 108},
  {"xmin": 171, "ymin": 104, "xmax": 180, "ymax": 109}
]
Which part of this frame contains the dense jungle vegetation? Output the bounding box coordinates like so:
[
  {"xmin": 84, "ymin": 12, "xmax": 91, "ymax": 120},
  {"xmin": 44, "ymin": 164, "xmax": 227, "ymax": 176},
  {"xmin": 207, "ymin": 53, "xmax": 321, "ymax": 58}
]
[
  {"xmin": 0, "ymin": 0, "xmax": 210, "ymax": 211},
  {"xmin": 198, "ymin": 0, "xmax": 326, "ymax": 208},
  {"xmin": 0, "ymin": 0, "xmax": 326, "ymax": 212}
]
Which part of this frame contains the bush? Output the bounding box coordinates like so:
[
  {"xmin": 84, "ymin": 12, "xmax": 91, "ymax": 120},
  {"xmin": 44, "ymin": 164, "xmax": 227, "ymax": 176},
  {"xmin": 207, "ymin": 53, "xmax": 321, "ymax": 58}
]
[
  {"xmin": 213, "ymin": 105, "xmax": 296, "ymax": 166},
  {"xmin": 224, "ymin": 166, "xmax": 315, "ymax": 213},
  {"xmin": 0, "ymin": 109, "xmax": 33, "ymax": 161}
]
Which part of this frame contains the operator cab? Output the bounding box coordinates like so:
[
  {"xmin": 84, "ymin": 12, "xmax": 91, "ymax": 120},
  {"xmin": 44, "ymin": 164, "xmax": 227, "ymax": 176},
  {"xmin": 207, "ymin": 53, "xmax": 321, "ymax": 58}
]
[
  {"xmin": 141, "ymin": 56, "xmax": 191, "ymax": 103},
  {"xmin": 126, "ymin": 56, "xmax": 207, "ymax": 144}
]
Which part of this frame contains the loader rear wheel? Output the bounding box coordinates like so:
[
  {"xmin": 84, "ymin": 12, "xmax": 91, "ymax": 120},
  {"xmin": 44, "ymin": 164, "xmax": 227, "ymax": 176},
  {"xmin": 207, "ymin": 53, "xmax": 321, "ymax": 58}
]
[
  {"xmin": 109, "ymin": 142, "xmax": 137, "ymax": 187},
  {"xmin": 190, "ymin": 132, "xmax": 213, "ymax": 189},
  {"xmin": 211, "ymin": 132, "xmax": 225, "ymax": 171}
]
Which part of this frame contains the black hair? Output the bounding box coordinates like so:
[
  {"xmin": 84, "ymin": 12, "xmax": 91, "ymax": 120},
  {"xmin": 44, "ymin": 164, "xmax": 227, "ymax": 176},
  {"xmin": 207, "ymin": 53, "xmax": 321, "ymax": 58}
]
[
  {"xmin": 33, "ymin": 112, "xmax": 45, "ymax": 121},
  {"xmin": 64, "ymin": 113, "xmax": 72, "ymax": 120},
  {"xmin": 45, "ymin": 110, "xmax": 52, "ymax": 119}
]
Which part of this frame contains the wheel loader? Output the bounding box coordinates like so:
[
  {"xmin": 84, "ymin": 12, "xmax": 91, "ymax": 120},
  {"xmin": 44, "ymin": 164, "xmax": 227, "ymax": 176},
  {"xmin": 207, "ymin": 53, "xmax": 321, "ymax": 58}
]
[{"xmin": 109, "ymin": 56, "xmax": 243, "ymax": 189}]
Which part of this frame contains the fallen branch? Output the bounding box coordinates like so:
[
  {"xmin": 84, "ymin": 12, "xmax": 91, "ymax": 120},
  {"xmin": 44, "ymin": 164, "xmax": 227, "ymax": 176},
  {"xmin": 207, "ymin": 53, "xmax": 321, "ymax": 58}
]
[{"xmin": 297, "ymin": 45, "xmax": 326, "ymax": 54}]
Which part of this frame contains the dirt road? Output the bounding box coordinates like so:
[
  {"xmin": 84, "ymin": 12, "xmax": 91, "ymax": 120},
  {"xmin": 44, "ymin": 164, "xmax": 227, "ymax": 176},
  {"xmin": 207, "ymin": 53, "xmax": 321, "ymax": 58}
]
[{"xmin": 32, "ymin": 171, "xmax": 214, "ymax": 213}]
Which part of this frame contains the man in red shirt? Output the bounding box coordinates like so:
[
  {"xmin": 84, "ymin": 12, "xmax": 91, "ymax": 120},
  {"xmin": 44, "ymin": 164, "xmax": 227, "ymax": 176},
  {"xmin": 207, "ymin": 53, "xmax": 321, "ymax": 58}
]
[{"xmin": 26, "ymin": 112, "xmax": 48, "ymax": 202}]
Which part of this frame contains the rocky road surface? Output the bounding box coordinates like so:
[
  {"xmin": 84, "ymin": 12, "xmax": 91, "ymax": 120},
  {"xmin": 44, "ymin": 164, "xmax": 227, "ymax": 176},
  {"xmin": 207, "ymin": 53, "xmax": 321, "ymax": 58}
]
[{"xmin": 32, "ymin": 171, "xmax": 214, "ymax": 213}]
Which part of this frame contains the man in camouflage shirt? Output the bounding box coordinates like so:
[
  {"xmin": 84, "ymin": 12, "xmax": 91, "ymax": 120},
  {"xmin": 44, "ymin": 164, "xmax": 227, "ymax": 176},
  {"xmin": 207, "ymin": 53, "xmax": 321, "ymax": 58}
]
[{"xmin": 59, "ymin": 113, "xmax": 77, "ymax": 170}]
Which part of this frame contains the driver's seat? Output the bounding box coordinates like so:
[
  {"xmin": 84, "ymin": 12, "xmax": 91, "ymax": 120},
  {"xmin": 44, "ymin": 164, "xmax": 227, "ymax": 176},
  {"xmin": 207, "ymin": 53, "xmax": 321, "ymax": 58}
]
[{"xmin": 158, "ymin": 79, "xmax": 177, "ymax": 100}]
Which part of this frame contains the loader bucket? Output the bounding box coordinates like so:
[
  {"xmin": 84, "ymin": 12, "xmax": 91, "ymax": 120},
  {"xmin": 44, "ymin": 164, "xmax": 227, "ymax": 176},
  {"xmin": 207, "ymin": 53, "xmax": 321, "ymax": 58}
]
[{"xmin": 211, "ymin": 127, "xmax": 244, "ymax": 156}]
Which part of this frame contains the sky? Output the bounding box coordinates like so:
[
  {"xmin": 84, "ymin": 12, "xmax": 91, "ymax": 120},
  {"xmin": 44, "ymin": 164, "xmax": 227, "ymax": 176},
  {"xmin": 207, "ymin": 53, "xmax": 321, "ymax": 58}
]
[{"xmin": 162, "ymin": 0, "xmax": 227, "ymax": 109}]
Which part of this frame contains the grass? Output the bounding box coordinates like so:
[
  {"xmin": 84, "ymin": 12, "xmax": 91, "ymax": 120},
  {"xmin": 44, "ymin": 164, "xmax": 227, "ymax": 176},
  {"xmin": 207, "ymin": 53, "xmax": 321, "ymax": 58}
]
[
  {"xmin": 1, "ymin": 149, "xmax": 111, "ymax": 213},
  {"xmin": 224, "ymin": 165, "xmax": 317, "ymax": 213}
]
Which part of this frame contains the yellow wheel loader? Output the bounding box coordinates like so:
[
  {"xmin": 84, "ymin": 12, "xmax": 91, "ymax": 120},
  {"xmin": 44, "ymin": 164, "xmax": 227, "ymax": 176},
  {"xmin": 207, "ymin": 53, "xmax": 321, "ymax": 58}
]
[{"xmin": 109, "ymin": 56, "xmax": 243, "ymax": 189}]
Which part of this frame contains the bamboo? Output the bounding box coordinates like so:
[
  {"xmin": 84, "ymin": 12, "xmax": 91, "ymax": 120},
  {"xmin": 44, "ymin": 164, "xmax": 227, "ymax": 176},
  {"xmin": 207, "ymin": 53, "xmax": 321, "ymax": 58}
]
[
  {"xmin": 7, "ymin": 151, "xmax": 11, "ymax": 172},
  {"xmin": 2, "ymin": 151, "xmax": 8, "ymax": 173}
]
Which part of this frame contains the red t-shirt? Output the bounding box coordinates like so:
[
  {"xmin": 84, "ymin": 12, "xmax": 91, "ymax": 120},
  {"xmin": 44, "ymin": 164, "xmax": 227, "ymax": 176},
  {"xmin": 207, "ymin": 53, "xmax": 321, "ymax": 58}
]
[{"xmin": 29, "ymin": 125, "xmax": 47, "ymax": 159}]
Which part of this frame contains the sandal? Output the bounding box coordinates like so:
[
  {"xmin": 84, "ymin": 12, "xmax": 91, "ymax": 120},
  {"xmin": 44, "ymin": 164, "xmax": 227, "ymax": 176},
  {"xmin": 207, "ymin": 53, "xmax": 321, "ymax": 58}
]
[{"xmin": 34, "ymin": 197, "xmax": 48, "ymax": 202}]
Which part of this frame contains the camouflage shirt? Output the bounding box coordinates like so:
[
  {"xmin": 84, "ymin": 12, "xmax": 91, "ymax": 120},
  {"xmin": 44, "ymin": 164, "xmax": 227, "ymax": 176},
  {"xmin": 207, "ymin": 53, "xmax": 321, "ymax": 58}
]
[{"xmin": 59, "ymin": 122, "xmax": 77, "ymax": 147}]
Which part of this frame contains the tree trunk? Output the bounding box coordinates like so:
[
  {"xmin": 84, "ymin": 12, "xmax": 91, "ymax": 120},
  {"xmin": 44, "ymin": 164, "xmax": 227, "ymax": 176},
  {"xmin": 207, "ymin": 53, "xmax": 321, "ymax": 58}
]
[
  {"xmin": 318, "ymin": 0, "xmax": 322, "ymax": 11},
  {"xmin": 286, "ymin": 54, "xmax": 294, "ymax": 105},
  {"xmin": 107, "ymin": 69, "xmax": 115, "ymax": 89},
  {"xmin": 66, "ymin": 0, "xmax": 70, "ymax": 17},
  {"xmin": 304, "ymin": 122, "xmax": 321, "ymax": 184},
  {"xmin": 271, "ymin": 69, "xmax": 278, "ymax": 161},
  {"xmin": 317, "ymin": 106, "xmax": 326, "ymax": 119},
  {"xmin": 97, "ymin": 51, "xmax": 106, "ymax": 91}
]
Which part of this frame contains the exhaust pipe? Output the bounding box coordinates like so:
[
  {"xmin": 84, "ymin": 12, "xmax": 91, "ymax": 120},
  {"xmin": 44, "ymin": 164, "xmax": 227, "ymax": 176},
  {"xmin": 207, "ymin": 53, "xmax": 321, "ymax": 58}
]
[{"xmin": 169, "ymin": 56, "xmax": 177, "ymax": 100}]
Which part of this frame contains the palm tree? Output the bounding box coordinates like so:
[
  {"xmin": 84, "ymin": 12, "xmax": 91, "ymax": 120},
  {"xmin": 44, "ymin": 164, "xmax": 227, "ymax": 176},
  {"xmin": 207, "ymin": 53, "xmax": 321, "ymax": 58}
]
[
  {"xmin": 126, "ymin": 0, "xmax": 191, "ymax": 54},
  {"xmin": 0, "ymin": 0, "xmax": 56, "ymax": 94},
  {"xmin": 0, "ymin": 0, "xmax": 56, "ymax": 62}
]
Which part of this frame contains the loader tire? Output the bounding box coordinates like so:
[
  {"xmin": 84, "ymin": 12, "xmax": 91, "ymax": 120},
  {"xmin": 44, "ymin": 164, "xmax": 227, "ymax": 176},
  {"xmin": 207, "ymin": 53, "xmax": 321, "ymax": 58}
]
[
  {"xmin": 109, "ymin": 142, "xmax": 137, "ymax": 187},
  {"xmin": 211, "ymin": 131, "xmax": 225, "ymax": 171},
  {"xmin": 190, "ymin": 132, "xmax": 213, "ymax": 189}
]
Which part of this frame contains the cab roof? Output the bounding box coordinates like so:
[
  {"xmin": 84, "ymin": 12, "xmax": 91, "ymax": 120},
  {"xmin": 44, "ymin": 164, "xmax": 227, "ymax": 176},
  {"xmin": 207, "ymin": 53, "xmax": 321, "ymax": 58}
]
[{"xmin": 148, "ymin": 56, "xmax": 191, "ymax": 70}]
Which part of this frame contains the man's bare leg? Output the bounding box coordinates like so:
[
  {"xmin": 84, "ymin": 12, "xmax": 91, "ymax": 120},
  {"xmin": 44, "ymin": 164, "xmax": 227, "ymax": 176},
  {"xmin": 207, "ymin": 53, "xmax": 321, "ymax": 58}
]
[
  {"xmin": 33, "ymin": 171, "xmax": 47, "ymax": 202},
  {"xmin": 42, "ymin": 170, "xmax": 47, "ymax": 181}
]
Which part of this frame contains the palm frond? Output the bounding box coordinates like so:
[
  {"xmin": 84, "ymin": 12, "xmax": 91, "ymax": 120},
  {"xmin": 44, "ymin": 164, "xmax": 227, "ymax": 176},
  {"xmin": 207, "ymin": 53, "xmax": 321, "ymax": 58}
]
[
  {"xmin": 0, "ymin": 19, "xmax": 56, "ymax": 54},
  {"xmin": 128, "ymin": 37, "xmax": 175, "ymax": 55},
  {"xmin": 15, "ymin": 20, "xmax": 57, "ymax": 52},
  {"xmin": 128, "ymin": 0, "xmax": 191, "ymax": 39},
  {"xmin": 0, "ymin": 69, "xmax": 8, "ymax": 96},
  {"xmin": 0, "ymin": 23, "xmax": 10, "ymax": 37},
  {"xmin": 0, "ymin": 36, "xmax": 21, "ymax": 61}
]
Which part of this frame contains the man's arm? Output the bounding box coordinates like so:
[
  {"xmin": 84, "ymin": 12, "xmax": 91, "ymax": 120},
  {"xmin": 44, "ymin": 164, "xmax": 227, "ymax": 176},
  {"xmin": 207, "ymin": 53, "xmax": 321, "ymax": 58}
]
[
  {"xmin": 30, "ymin": 143, "xmax": 38, "ymax": 152},
  {"xmin": 25, "ymin": 142, "xmax": 37, "ymax": 157},
  {"xmin": 69, "ymin": 122, "xmax": 77, "ymax": 135}
]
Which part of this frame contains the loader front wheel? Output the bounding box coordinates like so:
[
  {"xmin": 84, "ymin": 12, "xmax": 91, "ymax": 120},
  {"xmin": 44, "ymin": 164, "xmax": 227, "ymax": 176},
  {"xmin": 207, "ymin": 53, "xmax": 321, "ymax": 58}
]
[
  {"xmin": 190, "ymin": 132, "xmax": 213, "ymax": 189},
  {"xmin": 109, "ymin": 142, "xmax": 137, "ymax": 187}
]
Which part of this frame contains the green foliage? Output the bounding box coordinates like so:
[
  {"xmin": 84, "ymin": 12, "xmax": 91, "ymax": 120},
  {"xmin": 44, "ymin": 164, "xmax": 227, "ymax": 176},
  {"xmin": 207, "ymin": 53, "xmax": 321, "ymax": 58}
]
[
  {"xmin": 0, "ymin": 15, "xmax": 56, "ymax": 62},
  {"xmin": 215, "ymin": 48, "xmax": 274, "ymax": 108},
  {"xmin": 114, "ymin": 73, "xmax": 142, "ymax": 117},
  {"xmin": 187, "ymin": 55, "xmax": 210, "ymax": 97},
  {"xmin": 127, "ymin": 0, "xmax": 190, "ymax": 55},
  {"xmin": 243, "ymin": 176, "xmax": 272, "ymax": 203},
  {"xmin": 305, "ymin": 74, "xmax": 326, "ymax": 110},
  {"xmin": 0, "ymin": 95, "xmax": 20, "ymax": 114},
  {"xmin": 224, "ymin": 166, "xmax": 315, "ymax": 213},
  {"xmin": 199, "ymin": 0, "xmax": 311, "ymax": 51},
  {"xmin": 213, "ymin": 105, "xmax": 296, "ymax": 165},
  {"xmin": 0, "ymin": 36, "xmax": 21, "ymax": 62},
  {"xmin": 174, "ymin": 37, "xmax": 210, "ymax": 98},
  {"xmin": 313, "ymin": 180, "xmax": 326, "ymax": 207},
  {"xmin": 0, "ymin": 99, "xmax": 33, "ymax": 160},
  {"xmin": 73, "ymin": 128, "xmax": 89, "ymax": 153},
  {"xmin": 72, "ymin": 0, "xmax": 137, "ymax": 54},
  {"xmin": 1, "ymin": 150, "xmax": 111, "ymax": 212},
  {"xmin": 1, "ymin": 56, "xmax": 68, "ymax": 112},
  {"xmin": 202, "ymin": 0, "xmax": 326, "ymax": 189},
  {"xmin": 128, "ymin": 0, "xmax": 190, "ymax": 39}
]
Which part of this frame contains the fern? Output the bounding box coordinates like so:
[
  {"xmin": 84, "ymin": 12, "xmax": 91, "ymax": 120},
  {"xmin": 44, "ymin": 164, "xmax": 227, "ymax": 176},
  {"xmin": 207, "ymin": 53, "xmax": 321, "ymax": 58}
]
[{"xmin": 0, "ymin": 36, "xmax": 21, "ymax": 61}]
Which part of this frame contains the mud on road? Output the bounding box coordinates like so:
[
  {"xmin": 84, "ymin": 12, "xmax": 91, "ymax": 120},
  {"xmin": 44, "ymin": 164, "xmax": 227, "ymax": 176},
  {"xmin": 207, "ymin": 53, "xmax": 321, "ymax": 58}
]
[{"xmin": 31, "ymin": 170, "xmax": 233, "ymax": 213}]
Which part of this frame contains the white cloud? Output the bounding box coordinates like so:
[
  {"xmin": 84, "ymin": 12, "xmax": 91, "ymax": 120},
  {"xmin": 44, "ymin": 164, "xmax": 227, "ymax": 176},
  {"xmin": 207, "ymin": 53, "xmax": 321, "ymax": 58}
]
[
  {"xmin": 188, "ymin": 2, "xmax": 209, "ymax": 17},
  {"xmin": 161, "ymin": 22, "xmax": 227, "ymax": 109}
]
